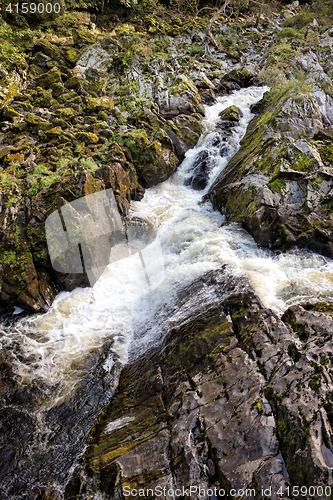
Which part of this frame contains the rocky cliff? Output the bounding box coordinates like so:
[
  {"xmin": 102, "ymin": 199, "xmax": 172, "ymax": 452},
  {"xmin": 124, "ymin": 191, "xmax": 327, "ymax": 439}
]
[
  {"xmin": 1, "ymin": 2, "xmax": 333, "ymax": 498},
  {"xmin": 33, "ymin": 266, "xmax": 333, "ymax": 498}
]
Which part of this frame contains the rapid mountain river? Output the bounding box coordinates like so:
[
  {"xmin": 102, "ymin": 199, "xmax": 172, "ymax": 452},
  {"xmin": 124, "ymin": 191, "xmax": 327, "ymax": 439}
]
[{"xmin": 1, "ymin": 86, "xmax": 333, "ymax": 498}]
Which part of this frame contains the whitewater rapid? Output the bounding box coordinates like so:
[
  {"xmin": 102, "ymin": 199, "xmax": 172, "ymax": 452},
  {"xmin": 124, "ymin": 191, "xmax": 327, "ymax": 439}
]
[{"xmin": 2, "ymin": 86, "xmax": 333, "ymax": 400}]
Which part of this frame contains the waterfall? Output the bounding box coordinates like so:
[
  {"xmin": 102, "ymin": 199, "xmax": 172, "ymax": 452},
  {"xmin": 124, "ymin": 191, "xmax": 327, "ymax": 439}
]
[{"xmin": 1, "ymin": 86, "xmax": 333, "ymax": 498}]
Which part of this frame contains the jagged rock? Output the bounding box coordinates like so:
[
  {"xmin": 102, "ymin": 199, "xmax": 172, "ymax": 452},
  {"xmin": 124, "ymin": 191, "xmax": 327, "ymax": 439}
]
[
  {"xmin": 155, "ymin": 74, "xmax": 205, "ymax": 118},
  {"xmin": 32, "ymin": 52, "xmax": 50, "ymax": 68},
  {"xmin": 207, "ymin": 86, "xmax": 333, "ymax": 256},
  {"xmin": 2, "ymin": 106, "xmax": 19, "ymax": 121},
  {"xmin": 35, "ymin": 67, "xmax": 62, "ymax": 89},
  {"xmin": 184, "ymin": 150, "xmax": 216, "ymax": 190},
  {"xmin": 33, "ymin": 41, "xmax": 62, "ymax": 60},
  {"xmin": 62, "ymin": 266, "xmax": 333, "ymax": 498},
  {"xmin": 222, "ymin": 68, "xmax": 254, "ymax": 88},
  {"xmin": 74, "ymin": 45, "xmax": 112, "ymax": 79},
  {"xmin": 25, "ymin": 113, "xmax": 51, "ymax": 131}
]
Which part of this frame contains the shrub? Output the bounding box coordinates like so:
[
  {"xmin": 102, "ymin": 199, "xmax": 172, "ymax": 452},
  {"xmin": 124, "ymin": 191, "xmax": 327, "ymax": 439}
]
[
  {"xmin": 283, "ymin": 12, "xmax": 315, "ymax": 29},
  {"xmin": 278, "ymin": 27, "xmax": 303, "ymax": 40},
  {"xmin": 187, "ymin": 43, "xmax": 204, "ymax": 56}
]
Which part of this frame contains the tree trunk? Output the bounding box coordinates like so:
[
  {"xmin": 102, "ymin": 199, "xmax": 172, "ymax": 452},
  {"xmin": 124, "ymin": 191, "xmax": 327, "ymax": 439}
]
[
  {"xmin": 205, "ymin": 8, "xmax": 222, "ymax": 49},
  {"xmin": 255, "ymin": 0, "xmax": 264, "ymax": 28}
]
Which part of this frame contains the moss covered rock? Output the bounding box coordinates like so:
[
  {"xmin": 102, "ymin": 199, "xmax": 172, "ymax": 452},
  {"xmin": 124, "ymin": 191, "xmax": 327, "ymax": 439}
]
[
  {"xmin": 207, "ymin": 84, "xmax": 333, "ymax": 257},
  {"xmin": 219, "ymin": 105, "xmax": 240, "ymax": 121},
  {"xmin": 0, "ymin": 71, "xmax": 22, "ymax": 106},
  {"xmin": 75, "ymin": 131, "xmax": 99, "ymax": 144},
  {"xmin": 85, "ymin": 97, "xmax": 114, "ymax": 113},
  {"xmin": 2, "ymin": 106, "xmax": 19, "ymax": 121},
  {"xmin": 33, "ymin": 41, "xmax": 62, "ymax": 60},
  {"xmin": 35, "ymin": 67, "xmax": 62, "ymax": 89},
  {"xmin": 25, "ymin": 113, "xmax": 51, "ymax": 131}
]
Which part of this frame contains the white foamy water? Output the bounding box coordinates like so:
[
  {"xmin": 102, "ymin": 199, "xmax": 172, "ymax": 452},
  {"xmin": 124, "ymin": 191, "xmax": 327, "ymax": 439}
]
[{"xmin": 2, "ymin": 86, "xmax": 333, "ymax": 397}]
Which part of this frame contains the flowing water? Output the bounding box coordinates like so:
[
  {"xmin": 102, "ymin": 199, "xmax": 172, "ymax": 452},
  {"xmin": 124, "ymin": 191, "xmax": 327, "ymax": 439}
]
[
  {"xmin": 3, "ymin": 84, "xmax": 333, "ymax": 397},
  {"xmin": 2, "ymin": 86, "xmax": 333, "ymax": 496}
]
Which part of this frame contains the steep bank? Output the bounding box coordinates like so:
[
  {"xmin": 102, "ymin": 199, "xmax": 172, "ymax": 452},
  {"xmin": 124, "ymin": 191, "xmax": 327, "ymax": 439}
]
[
  {"xmin": 1, "ymin": 2, "xmax": 333, "ymax": 499},
  {"xmin": 1, "ymin": 2, "xmax": 332, "ymax": 312},
  {"xmin": 43, "ymin": 267, "xmax": 333, "ymax": 498}
]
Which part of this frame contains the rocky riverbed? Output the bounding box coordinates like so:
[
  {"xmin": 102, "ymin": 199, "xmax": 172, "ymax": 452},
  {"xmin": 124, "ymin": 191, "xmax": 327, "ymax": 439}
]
[{"xmin": 1, "ymin": 1, "xmax": 333, "ymax": 498}]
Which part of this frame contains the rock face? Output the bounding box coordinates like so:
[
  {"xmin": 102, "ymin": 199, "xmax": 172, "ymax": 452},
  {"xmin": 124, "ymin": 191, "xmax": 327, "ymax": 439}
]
[
  {"xmin": 0, "ymin": 38, "xmax": 208, "ymax": 312},
  {"xmin": 207, "ymin": 86, "xmax": 333, "ymax": 257},
  {"xmin": 0, "ymin": 336, "xmax": 123, "ymax": 500},
  {"xmin": 49, "ymin": 267, "xmax": 333, "ymax": 499}
]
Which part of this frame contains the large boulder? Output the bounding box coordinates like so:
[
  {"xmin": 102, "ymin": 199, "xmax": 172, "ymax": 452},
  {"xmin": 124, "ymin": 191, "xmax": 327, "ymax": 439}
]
[
  {"xmin": 207, "ymin": 85, "xmax": 333, "ymax": 257},
  {"xmin": 57, "ymin": 267, "xmax": 333, "ymax": 497},
  {"xmin": 155, "ymin": 74, "xmax": 205, "ymax": 118}
]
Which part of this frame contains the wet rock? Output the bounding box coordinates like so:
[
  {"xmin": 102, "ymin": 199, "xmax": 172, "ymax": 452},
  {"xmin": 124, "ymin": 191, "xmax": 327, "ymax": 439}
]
[
  {"xmin": 219, "ymin": 105, "xmax": 241, "ymax": 122},
  {"xmin": 185, "ymin": 150, "xmax": 216, "ymax": 190},
  {"xmin": 222, "ymin": 68, "xmax": 255, "ymax": 88},
  {"xmin": 0, "ymin": 337, "xmax": 123, "ymax": 499},
  {"xmin": 207, "ymin": 86, "xmax": 333, "ymax": 257},
  {"xmin": 72, "ymin": 266, "xmax": 333, "ymax": 498}
]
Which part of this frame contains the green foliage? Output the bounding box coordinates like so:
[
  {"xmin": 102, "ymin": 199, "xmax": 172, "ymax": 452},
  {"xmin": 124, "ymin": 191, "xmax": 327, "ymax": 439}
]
[
  {"xmin": 278, "ymin": 27, "xmax": 303, "ymax": 40},
  {"xmin": 283, "ymin": 12, "xmax": 315, "ymax": 29},
  {"xmin": 79, "ymin": 157, "xmax": 99, "ymax": 172},
  {"xmin": 187, "ymin": 44, "xmax": 204, "ymax": 56}
]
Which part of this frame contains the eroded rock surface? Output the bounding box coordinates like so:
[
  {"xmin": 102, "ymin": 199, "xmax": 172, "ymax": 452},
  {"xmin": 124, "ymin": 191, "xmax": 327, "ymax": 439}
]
[
  {"xmin": 50, "ymin": 267, "xmax": 333, "ymax": 499},
  {"xmin": 207, "ymin": 86, "xmax": 333, "ymax": 257}
]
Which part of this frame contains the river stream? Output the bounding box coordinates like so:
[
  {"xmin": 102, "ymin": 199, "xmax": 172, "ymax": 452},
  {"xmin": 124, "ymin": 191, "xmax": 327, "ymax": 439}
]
[{"xmin": 1, "ymin": 86, "xmax": 333, "ymax": 498}]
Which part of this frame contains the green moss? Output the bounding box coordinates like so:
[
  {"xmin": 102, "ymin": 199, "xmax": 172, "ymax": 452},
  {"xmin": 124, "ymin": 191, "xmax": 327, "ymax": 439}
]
[
  {"xmin": 0, "ymin": 71, "xmax": 21, "ymax": 105},
  {"xmin": 219, "ymin": 105, "xmax": 240, "ymax": 122},
  {"xmin": 283, "ymin": 12, "xmax": 315, "ymax": 29},
  {"xmin": 86, "ymin": 97, "xmax": 114, "ymax": 112},
  {"xmin": 75, "ymin": 132, "xmax": 99, "ymax": 145},
  {"xmin": 268, "ymin": 178, "xmax": 286, "ymax": 194},
  {"xmin": 56, "ymin": 107, "xmax": 77, "ymax": 119},
  {"xmin": 63, "ymin": 47, "xmax": 80, "ymax": 65},
  {"xmin": 288, "ymin": 343, "xmax": 301, "ymax": 362},
  {"xmin": 35, "ymin": 67, "xmax": 62, "ymax": 89},
  {"xmin": 278, "ymin": 27, "xmax": 303, "ymax": 40},
  {"xmin": 264, "ymin": 388, "xmax": 313, "ymax": 485}
]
